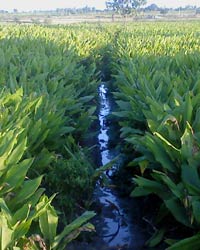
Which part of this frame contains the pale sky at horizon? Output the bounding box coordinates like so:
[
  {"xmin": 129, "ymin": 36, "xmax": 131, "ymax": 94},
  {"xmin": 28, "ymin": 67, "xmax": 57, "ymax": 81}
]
[{"xmin": 0, "ymin": 0, "xmax": 199, "ymax": 11}]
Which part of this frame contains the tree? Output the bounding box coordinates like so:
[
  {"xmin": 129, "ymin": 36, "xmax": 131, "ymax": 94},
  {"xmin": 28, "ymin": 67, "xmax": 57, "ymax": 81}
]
[
  {"xmin": 145, "ymin": 3, "xmax": 160, "ymax": 12},
  {"xmin": 106, "ymin": 0, "xmax": 147, "ymax": 16}
]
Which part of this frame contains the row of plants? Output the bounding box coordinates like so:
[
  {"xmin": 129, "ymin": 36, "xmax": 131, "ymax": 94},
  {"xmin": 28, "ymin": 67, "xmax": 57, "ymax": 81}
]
[
  {"xmin": 110, "ymin": 22, "xmax": 200, "ymax": 249},
  {"xmin": 0, "ymin": 24, "xmax": 113, "ymax": 249},
  {"xmin": 3, "ymin": 21, "xmax": 200, "ymax": 249}
]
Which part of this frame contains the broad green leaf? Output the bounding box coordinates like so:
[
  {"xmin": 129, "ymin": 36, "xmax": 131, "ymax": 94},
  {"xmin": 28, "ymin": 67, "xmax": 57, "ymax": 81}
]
[
  {"xmin": 181, "ymin": 122, "xmax": 194, "ymax": 160},
  {"xmin": 145, "ymin": 228, "xmax": 165, "ymax": 247},
  {"xmin": 192, "ymin": 201, "xmax": 200, "ymax": 224},
  {"xmin": 0, "ymin": 198, "xmax": 12, "ymax": 223},
  {"xmin": 12, "ymin": 204, "xmax": 31, "ymax": 227},
  {"xmin": 154, "ymin": 132, "xmax": 180, "ymax": 152},
  {"xmin": 1, "ymin": 158, "xmax": 33, "ymax": 194},
  {"xmin": 131, "ymin": 186, "xmax": 153, "ymax": 197},
  {"xmin": 28, "ymin": 188, "xmax": 45, "ymax": 207},
  {"xmin": 9, "ymin": 176, "xmax": 43, "ymax": 208},
  {"xmin": 87, "ymin": 106, "xmax": 96, "ymax": 116},
  {"xmin": 183, "ymin": 92, "xmax": 193, "ymax": 125},
  {"xmin": 79, "ymin": 95, "xmax": 94, "ymax": 103},
  {"xmin": 35, "ymin": 194, "xmax": 56, "ymax": 219},
  {"xmin": 181, "ymin": 164, "xmax": 200, "ymax": 195},
  {"xmin": 93, "ymin": 156, "xmax": 119, "ymax": 180},
  {"xmin": 164, "ymin": 198, "xmax": 191, "ymax": 227},
  {"xmin": 52, "ymin": 211, "xmax": 96, "ymax": 249},
  {"xmin": 165, "ymin": 239, "xmax": 179, "ymax": 246},
  {"xmin": 31, "ymin": 129, "xmax": 50, "ymax": 151},
  {"xmin": 0, "ymin": 213, "xmax": 13, "ymax": 250},
  {"xmin": 132, "ymin": 176, "xmax": 167, "ymax": 198},
  {"xmin": 12, "ymin": 219, "xmax": 32, "ymax": 241},
  {"xmin": 121, "ymin": 127, "xmax": 143, "ymax": 137},
  {"xmin": 39, "ymin": 204, "xmax": 58, "ymax": 244},
  {"xmin": 33, "ymin": 148, "xmax": 54, "ymax": 171},
  {"xmin": 0, "ymin": 131, "xmax": 17, "ymax": 174},
  {"xmin": 167, "ymin": 233, "xmax": 200, "ymax": 250},
  {"xmin": 59, "ymin": 126, "xmax": 75, "ymax": 135},
  {"xmin": 6, "ymin": 137, "xmax": 27, "ymax": 166},
  {"xmin": 193, "ymin": 107, "xmax": 200, "ymax": 132},
  {"xmin": 62, "ymin": 223, "xmax": 95, "ymax": 246},
  {"xmin": 152, "ymin": 171, "xmax": 182, "ymax": 199},
  {"xmin": 145, "ymin": 134, "xmax": 177, "ymax": 173}
]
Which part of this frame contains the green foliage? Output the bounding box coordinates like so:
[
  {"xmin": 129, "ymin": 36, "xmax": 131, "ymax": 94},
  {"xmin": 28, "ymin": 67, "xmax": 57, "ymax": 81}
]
[
  {"xmin": 145, "ymin": 228, "xmax": 166, "ymax": 247},
  {"xmin": 0, "ymin": 126, "xmax": 96, "ymax": 249},
  {"xmin": 106, "ymin": 0, "xmax": 147, "ymax": 15},
  {"xmin": 0, "ymin": 24, "xmax": 105, "ymax": 249},
  {"xmin": 2, "ymin": 21, "xmax": 200, "ymax": 250},
  {"xmin": 166, "ymin": 234, "xmax": 200, "ymax": 250},
  {"xmin": 46, "ymin": 141, "xmax": 94, "ymax": 219},
  {"xmin": 111, "ymin": 21, "xmax": 200, "ymax": 248}
]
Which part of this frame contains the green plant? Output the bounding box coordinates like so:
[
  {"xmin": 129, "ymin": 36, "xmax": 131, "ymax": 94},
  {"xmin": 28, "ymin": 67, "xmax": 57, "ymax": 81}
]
[{"xmin": 111, "ymin": 22, "xmax": 200, "ymax": 248}]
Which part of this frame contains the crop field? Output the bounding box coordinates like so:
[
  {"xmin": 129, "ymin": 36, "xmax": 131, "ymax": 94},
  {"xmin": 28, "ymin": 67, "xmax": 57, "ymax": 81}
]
[
  {"xmin": 0, "ymin": 21, "xmax": 200, "ymax": 249},
  {"xmin": 111, "ymin": 22, "xmax": 200, "ymax": 249}
]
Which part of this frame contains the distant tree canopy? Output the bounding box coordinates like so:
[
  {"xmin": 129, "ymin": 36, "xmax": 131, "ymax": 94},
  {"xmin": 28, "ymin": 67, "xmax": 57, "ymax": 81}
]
[
  {"xmin": 55, "ymin": 6, "xmax": 97, "ymax": 15},
  {"xmin": 145, "ymin": 3, "xmax": 159, "ymax": 11},
  {"xmin": 106, "ymin": 0, "xmax": 147, "ymax": 15}
]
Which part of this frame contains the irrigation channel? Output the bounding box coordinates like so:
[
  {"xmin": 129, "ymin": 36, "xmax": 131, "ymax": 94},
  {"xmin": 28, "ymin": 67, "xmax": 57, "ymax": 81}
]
[{"xmin": 69, "ymin": 82, "xmax": 150, "ymax": 250}]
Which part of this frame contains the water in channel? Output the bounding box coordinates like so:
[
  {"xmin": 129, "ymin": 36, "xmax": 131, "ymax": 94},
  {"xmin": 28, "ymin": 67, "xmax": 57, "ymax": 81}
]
[
  {"xmin": 69, "ymin": 82, "xmax": 147, "ymax": 250},
  {"xmin": 91, "ymin": 83, "xmax": 145, "ymax": 250}
]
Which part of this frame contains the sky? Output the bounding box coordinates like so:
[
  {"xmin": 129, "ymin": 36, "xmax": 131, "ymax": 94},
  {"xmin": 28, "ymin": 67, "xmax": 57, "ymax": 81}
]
[{"xmin": 0, "ymin": 0, "xmax": 200, "ymax": 11}]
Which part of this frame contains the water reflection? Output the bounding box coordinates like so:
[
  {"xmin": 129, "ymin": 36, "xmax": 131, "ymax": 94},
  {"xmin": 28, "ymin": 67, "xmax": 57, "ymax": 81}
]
[{"xmin": 97, "ymin": 83, "xmax": 142, "ymax": 248}]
